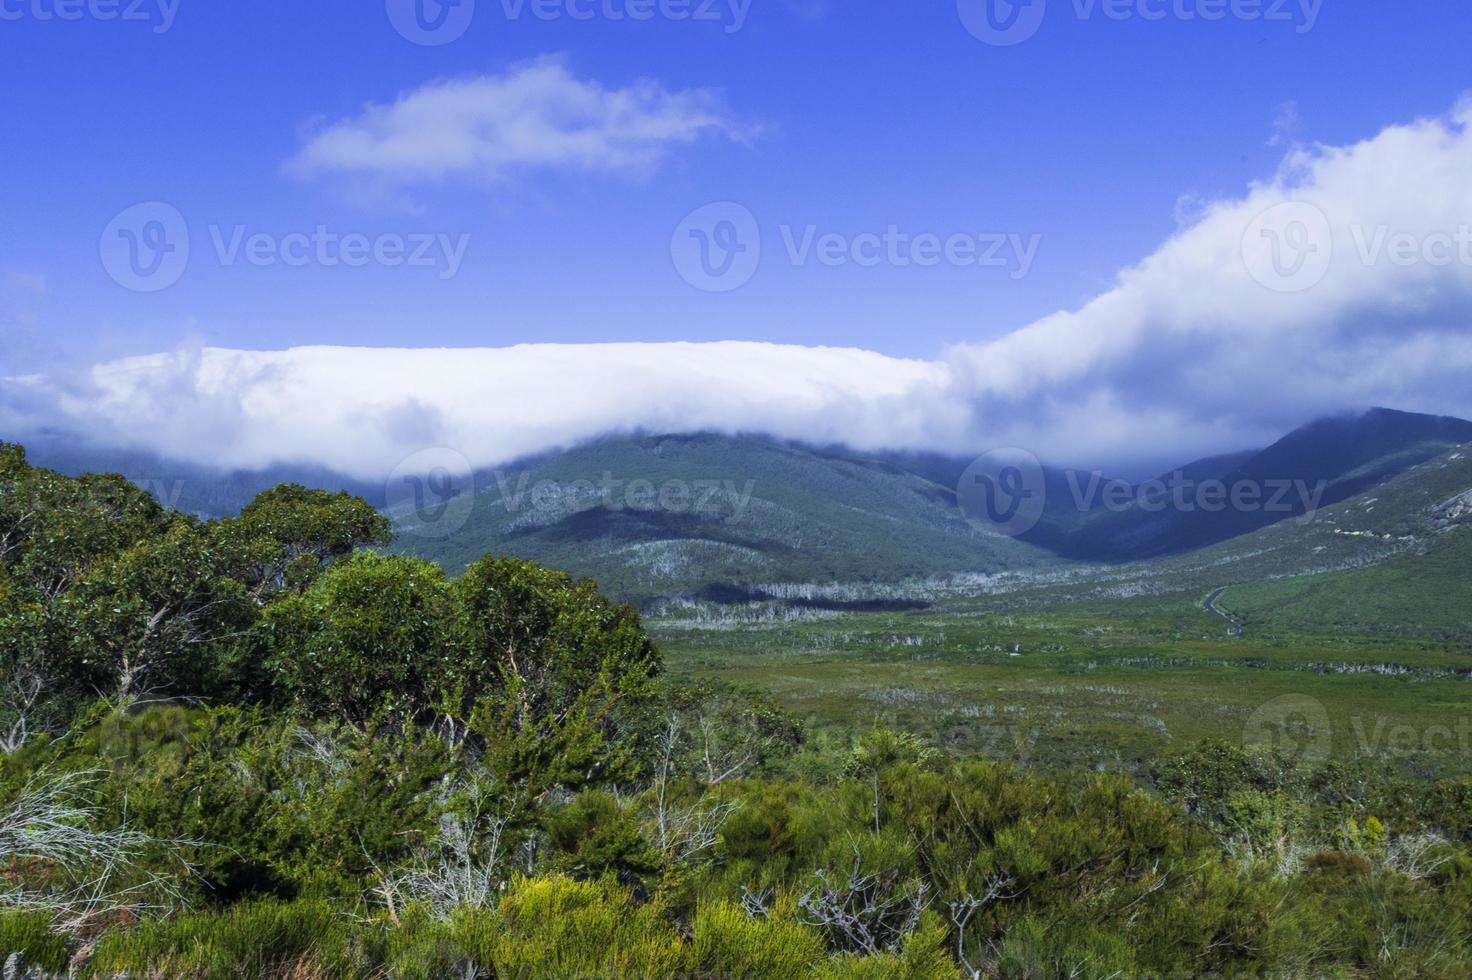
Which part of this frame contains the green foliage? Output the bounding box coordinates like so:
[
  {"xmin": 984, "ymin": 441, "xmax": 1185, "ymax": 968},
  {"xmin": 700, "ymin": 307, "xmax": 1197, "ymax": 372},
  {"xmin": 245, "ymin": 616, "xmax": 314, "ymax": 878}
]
[
  {"xmin": 451, "ymin": 555, "xmax": 661, "ymax": 720},
  {"xmin": 60, "ymin": 520, "xmax": 256, "ymax": 698},
  {"xmin": 544, "ymin": 790, "xmax": 660, "ymax": 883},
  {"xmin": 86, "ymin": 899, "xmax": 358, "ymax": 978},
  {"xmin": 691, "ymin": 897, "xmax": 825, "ymax": 976},
  {"xmin": 0, "ymin": 910, "xmax": 71, "ymax": 973},
  {"xmin": 5, "ymin": 441, "xmax": 1472, "ymax": 976},
  {"xmin": 263, "ymin": 552, "xmax": 454, "ymax": 722},
  {"xmin": 233, "ymin": 483, "xmax": 392, "ymax": 596},
  {"xmin": 654, "ymin": 680, "xmax": 804, "ymax": 784},
  {"xmin": 490, "ymin": 875, "xmax": 683, "ymax": 976},
  {"xmin": 0, "ymin": 454, "xmax": 392, "ymax": 726}
]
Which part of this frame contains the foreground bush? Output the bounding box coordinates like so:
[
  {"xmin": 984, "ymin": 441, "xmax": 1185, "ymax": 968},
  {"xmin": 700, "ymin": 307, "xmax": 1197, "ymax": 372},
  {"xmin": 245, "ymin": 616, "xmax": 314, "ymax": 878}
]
[
  {"xmin": 5, "ymin": 709, "xmax": 1470, "ymax": 976},
  {"xmin": 3, "ymin": 445, "xmax": 1471, "ymax": 976}
]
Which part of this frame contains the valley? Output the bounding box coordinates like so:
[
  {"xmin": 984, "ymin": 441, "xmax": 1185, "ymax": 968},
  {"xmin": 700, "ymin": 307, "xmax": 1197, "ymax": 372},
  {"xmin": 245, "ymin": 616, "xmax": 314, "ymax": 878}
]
[{"xmin": 27, "ymin": 407, "xmax": 1471, "ymax": 782}]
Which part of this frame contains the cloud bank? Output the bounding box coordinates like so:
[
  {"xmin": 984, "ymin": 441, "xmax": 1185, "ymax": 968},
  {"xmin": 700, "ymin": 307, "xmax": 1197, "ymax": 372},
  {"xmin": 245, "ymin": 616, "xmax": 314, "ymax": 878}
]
[
  {"xmin": 0, "ymin": 344, "xmax": 961, "ymax": 479},
  {"xmin": 946, "ymin": 99, "xmax": 1472, "ymax": 465},
  {"xmin": 8, "ymin": 102, "xmax": 1472, "ymax": 477}
]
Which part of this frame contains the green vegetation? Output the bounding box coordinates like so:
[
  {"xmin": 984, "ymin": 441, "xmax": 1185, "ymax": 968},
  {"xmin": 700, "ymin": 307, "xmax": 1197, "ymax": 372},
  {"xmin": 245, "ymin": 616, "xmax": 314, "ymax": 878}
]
[
  {"xmin": 1224, "ymin": 528, "xmax": 1472, "ymax": 642},
  {"xmin": 392, "ymin": 433, "xmax": 1051, "ymax": 603},
  {"xmin": 654, "ymin": 593, "xmax": 1472, "ymax": 777},
  {"xmin": 3, "ymin": 442, "xmax": 1472, "ymax": 977}
]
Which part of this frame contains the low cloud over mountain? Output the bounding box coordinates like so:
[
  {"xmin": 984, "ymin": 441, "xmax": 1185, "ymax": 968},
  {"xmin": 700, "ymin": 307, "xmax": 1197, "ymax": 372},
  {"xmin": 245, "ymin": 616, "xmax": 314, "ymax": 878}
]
[{"xmin": 7, "ymin": 101, "xmax": 1472, "ymax": 476}]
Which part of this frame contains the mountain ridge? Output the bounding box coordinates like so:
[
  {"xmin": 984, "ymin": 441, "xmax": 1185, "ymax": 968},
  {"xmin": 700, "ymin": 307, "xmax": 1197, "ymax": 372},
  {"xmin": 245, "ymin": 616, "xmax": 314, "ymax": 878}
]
[{"xmin": 8, "ymin": 407, "xmax": 1468, "ymax": 607}]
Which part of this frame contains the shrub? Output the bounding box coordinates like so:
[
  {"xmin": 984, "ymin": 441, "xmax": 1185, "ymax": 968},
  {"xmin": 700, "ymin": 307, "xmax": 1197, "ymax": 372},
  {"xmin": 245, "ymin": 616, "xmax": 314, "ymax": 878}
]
[
  {"xmin": 689, "ymin": 898, "xmax": 824, "ymax": 977},
  {"xmin": 85, "ymin": 899, "xmax": 360, "ymax": 978},
  {"xmin": 0, "ymin": 910, "xmax": 72, "ymax": 974},
  {"xmin": 490, "ymin": 875, "xmax": 685, "ymax": 978},
  {"xmin": 263, "ymin": 553, "xmax": 453, "ymax": 723}
]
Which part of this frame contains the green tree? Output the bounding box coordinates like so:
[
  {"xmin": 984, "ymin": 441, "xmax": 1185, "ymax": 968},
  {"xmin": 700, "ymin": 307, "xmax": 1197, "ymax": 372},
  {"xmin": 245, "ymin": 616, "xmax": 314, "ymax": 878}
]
[
  {"xmin": 262, "ymin": 552, "xmax": 452, "ymax": 723},
  {"xmin": 448, "ymin": 558, "xmax": 662, "ymax": 797},
  {"xmin": 449, "ymin": 557, "xmax": 660, "ymax": 723},
  {"xmin": 60, "ymin": 520, "xmax": 256, "ymax": 698},
  {"xmin": 217, "ymin": 484, "xmax": 391, "ymax": 601}
]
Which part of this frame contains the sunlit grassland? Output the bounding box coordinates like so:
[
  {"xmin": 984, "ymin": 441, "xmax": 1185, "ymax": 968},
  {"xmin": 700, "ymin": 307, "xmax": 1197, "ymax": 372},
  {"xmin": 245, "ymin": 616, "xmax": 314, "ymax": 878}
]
[{"xmin": 653, "ymin": 589, "xmax": 1472, "ymax": 778}]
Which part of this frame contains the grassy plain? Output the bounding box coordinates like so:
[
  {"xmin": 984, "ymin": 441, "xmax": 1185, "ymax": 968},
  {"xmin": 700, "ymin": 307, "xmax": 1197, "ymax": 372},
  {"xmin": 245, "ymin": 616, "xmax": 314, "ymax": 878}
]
[{"xmin": 654, "ymin": 580, "xmax": 1472, "ymax": 779}]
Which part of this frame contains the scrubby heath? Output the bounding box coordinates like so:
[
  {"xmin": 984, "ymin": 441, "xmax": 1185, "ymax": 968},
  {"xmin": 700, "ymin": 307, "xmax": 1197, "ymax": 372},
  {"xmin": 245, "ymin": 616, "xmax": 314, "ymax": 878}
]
[{"xmin": 2, "ymin": 443, "xmax": 1472, "ymax": 978}]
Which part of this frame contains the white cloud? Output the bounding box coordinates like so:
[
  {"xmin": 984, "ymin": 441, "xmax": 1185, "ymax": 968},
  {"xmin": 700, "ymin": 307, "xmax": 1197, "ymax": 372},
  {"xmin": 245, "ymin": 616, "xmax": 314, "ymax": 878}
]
[
  {"xmin": 944, "ymin": 98, "xmax": 1472, "ymax": 465},
  {"xmin": 287, "ymin": 57, "xmax": 747, "ymax": 188},
  {"xmin": 0, "ymin": 344, "xmax": 962, "ymax": 479},
  {"xmin": 8, "ymin": 102, "xmax": 1472, "ymax": 478},
  {"xmin": 1268, "ymin": 100, "xmax": 1303, "ymax": 147}
]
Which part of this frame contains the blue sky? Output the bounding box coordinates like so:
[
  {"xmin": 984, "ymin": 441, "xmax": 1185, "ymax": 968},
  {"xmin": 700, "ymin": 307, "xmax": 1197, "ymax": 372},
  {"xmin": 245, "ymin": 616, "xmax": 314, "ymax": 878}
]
[
  {"xmin": 4, "ymin": 1, "xmax": 1472, "ymax": 474},
  {"xmin": 3, "ymin": 0, "xmax": 1469, "ymax": 371}
]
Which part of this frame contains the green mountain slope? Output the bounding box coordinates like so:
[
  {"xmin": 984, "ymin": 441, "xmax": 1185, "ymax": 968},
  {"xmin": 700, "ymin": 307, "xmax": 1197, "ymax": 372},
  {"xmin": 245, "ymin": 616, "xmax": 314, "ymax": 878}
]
[
  {"xmin": 391, "ymin": 433, "xmax": 1055, "ymax": 605},
  {"xmin": 1207, "ymin": 448, "xmax": 1472, "ymax": 642},
  {"xmin": 17, "ymin": 410, "xmax": 1469, "ymax": 621},
  {"xmin": 929, "ymin": 439, "xmax": 1472, "ymax": 647},
  {"xmin": 1220, "ymin": 526, "xmax": 1471, "ymax": 643},
  {"xmin": 1055, "ymin": 408, "xmax": 1472, "ymax": 560}
]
